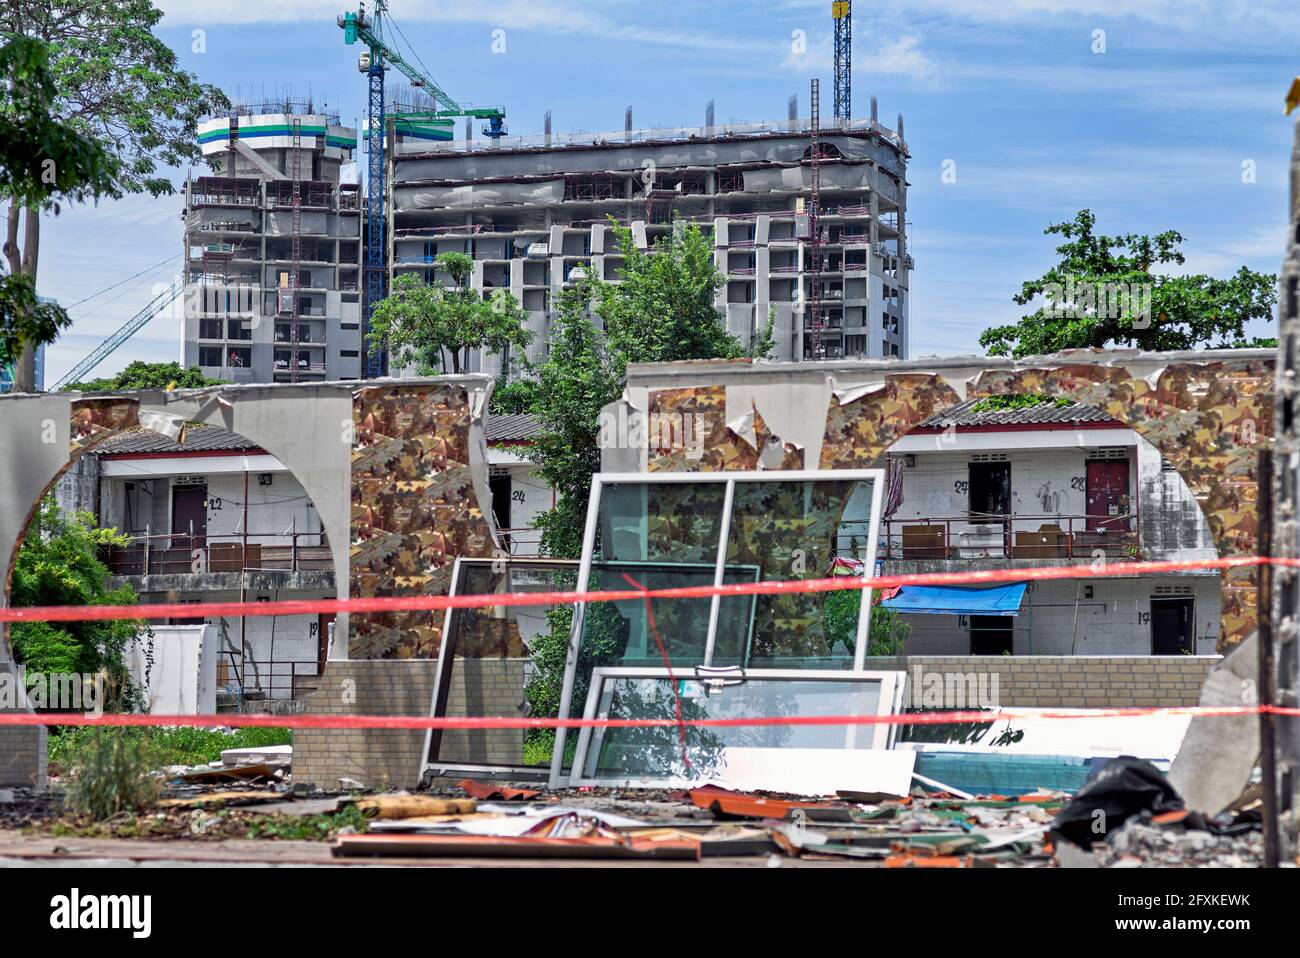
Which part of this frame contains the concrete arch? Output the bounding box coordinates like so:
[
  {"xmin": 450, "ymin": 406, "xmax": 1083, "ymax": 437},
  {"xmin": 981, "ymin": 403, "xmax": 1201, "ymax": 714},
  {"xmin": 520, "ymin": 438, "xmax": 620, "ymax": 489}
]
[{"xmin": 0, "ymin": 376, "xmax": 499, "ymax": 785}]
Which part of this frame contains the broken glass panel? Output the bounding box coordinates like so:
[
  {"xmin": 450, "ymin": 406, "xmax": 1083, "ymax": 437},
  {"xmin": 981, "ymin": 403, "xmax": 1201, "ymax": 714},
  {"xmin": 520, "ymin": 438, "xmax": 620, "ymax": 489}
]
[
  {"xmin": 424, "ymin": 559, "xmax": 578, "ymax": 775},
  {"xmin": 552, "ymin": 469, "xmax": 885, "ymax": 787}
]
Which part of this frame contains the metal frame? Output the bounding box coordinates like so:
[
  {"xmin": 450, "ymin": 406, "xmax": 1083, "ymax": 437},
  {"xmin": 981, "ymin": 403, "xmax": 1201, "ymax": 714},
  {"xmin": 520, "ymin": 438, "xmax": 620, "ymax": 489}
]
[
  {"xmin": 568, "ymin": 666, "xmax": 904, "ymax": 789},
  {"xmin": 421, "ymin": 556, "xmax": 577, "ymax": 780},
  {"xmin": 549, "ymin": 468, "xmax": 886, "ymax": 787},
  {"xmin": 419, "ymin": 555, "xmax": 761, "ymax": 781}
]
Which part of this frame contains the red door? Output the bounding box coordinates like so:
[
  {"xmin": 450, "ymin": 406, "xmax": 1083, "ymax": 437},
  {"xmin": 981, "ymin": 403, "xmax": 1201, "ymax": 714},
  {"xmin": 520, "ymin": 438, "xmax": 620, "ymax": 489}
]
[{"xmin": 1086, "ymin": 460, "xmax": 1129, "ymax": 532}]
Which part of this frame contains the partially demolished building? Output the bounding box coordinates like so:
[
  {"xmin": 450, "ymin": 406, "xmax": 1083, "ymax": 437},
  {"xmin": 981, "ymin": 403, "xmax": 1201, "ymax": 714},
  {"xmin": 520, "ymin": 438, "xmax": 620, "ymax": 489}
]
[{"xmin": 0, "ymin": 348, "xmax": 1284, "ymax": 855}]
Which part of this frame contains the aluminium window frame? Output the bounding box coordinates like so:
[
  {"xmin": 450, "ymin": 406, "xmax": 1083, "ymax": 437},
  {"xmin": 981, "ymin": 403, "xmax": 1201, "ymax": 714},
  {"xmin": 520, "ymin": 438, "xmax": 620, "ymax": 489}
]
[
  {"xmin": 420, "ymin": 555, "xmax": 762, "ymax": 783},
  {"xmin": 568, "ymin": 666, "xmax": 906, "ymax": 789},
  {"xmin": 549, "ymin": 468, "xmax": 886, "ymax": 788}
]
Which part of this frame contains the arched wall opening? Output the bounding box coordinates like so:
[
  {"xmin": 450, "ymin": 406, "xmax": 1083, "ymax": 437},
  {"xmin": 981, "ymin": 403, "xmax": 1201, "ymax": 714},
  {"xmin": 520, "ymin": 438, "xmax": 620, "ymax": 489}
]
[{"xmin": 0, "ymin": 377, "xmax": 499, "ymax": 785}]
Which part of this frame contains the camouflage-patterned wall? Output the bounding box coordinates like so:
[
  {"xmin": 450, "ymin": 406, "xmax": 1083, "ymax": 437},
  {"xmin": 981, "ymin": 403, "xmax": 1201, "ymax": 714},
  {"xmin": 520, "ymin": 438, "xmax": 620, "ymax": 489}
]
[
  {"xmin": 637, "ymin": 357, "xmax": 1273, "ymax": 651},
  {"xmin": 349, "ymin": 383, "xmax": 495, "ymax": 659}
]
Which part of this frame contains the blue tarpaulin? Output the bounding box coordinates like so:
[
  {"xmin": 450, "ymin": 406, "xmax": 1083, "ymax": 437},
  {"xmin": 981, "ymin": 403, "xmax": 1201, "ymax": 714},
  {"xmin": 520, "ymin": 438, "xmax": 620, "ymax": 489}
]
[{"xmin": 883, "ymin": 582, "xmax": 1028, "ymax": 616}]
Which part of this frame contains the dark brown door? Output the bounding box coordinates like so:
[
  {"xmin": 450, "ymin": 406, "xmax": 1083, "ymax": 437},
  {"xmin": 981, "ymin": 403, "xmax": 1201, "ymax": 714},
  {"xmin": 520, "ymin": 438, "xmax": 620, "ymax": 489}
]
[
  {"xmin": 1086, "ymin": 460, "xmax": 1129, "ymax": 532},
  {"xmin": 171, "ymin": 483, "xmax": 207, "ymax": 547}
]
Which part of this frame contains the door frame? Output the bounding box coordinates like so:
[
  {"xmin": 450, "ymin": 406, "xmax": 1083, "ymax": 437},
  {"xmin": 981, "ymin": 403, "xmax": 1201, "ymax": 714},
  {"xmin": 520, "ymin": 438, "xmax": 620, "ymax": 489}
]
[
  {"xmin": 1149, "ymin": 595, "xmax": 1195, "ymax": 655},
  {"xmin": 1085, "ymin": 456, "xmax": 1132, "ymax": 533},
  {"xmin": 169, "ymin": 481, "xmax": 209, "ymax": 545}
]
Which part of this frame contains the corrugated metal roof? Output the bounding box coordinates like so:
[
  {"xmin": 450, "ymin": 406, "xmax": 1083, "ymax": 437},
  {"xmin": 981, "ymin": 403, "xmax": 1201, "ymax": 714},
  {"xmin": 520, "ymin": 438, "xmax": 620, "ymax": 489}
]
[
  {"xmin": 915, "ymin": 399, "xmax": 1117, "ymax": 429},
  {"xmin": 486, "ymin": 413, "xmax": 542, "ymax": 442},
  {"xmin": 91, "ymin": 415, "xmax": 544, "ymax": 456},
  {"xmin": 89, "ymin": 425, "xmax": 262, "ymax": 456}
]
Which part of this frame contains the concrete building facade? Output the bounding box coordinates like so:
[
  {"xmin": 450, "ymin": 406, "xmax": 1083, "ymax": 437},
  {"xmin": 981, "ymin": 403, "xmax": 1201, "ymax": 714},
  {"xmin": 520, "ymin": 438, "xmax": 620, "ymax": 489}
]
[
  {"xmin": 387, "ymin": 111, "xmax": 910, "ymax": 373},
  {"xmin": 879, "ymin": 399, "xmax": 1221, "ymax": 657},
  {"xmin": 58, "ymin": 424, "xmax": 335, "ymax": 707},
  {"xmin": 181, "ymin": 106, "xmax": 364, "ymax": 384}
]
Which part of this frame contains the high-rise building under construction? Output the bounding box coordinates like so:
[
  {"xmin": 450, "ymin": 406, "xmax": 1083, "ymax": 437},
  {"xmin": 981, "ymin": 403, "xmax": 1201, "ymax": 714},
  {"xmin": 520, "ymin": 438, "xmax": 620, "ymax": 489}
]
[
  {"xmin": 386, "ymin": 101, "xmax": 910, "ymax": 373},
  {"xmin": 181, "ymin": 103, "xmax": 363, "ymax": 383}
]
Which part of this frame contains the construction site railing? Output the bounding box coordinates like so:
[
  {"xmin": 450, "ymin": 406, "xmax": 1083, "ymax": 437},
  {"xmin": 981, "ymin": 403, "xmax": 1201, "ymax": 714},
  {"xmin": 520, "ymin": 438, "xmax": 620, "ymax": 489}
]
[
  {"xmin": 497, "ymin": 526, "xmax": 544, "ymax": 558},
  {"xmin": 217, "ymin": 654, "xmax": 320, "ymax": 711}
]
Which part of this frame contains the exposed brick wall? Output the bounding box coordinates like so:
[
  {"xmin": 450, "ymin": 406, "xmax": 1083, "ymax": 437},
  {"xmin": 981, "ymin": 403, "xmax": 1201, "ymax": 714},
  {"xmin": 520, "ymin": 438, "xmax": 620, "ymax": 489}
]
[
  {"xmin": 292, "ymin": 658, "xmax": 525, "ymax": 790},
  {"xmin": 291, "ymin": 654, "xmax": 1220, "ymax": 790},
  {"xmin": 0, "ymin": 661, "xmax": 46, "ymax": 788},
  {"xmin": 862, "ymin": 655, "xmax": 1221, "ymax": 708}
]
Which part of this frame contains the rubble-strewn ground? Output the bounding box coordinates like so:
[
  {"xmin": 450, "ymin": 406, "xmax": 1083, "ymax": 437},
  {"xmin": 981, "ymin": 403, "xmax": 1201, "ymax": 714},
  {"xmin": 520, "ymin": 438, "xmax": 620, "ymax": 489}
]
[
  {"xmin": 0, "ymin": 773, "xmax": 1271, "ymax": 867},
  {"xmin": 1095, "ymin": 818, "xmax": 1264, "ymax": 868}
]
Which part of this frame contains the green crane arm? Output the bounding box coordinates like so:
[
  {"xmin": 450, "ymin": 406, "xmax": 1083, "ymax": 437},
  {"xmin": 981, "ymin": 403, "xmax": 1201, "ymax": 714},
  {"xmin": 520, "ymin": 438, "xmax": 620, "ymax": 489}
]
[
  {"xmin": 354, "ymin": 21, "xmax": 461, "ymax": 114},
  {"xmin": 339, "ymin": 8, "xmax": 505, "ymax": 129}
]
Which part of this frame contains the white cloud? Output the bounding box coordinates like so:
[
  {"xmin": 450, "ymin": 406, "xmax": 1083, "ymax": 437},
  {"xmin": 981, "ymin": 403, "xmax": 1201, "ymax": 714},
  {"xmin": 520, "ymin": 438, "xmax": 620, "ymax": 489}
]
[
  {"xmin": 159, "ymin": 1, "xmax": 761, "ymax": 53},
  {"xmin": 783, "ymin": 33, "xmax": 938, "ymax": 84},
  {"xmin": 777, "ymin": 0, "xmax": 1300, "ymax": 36}
]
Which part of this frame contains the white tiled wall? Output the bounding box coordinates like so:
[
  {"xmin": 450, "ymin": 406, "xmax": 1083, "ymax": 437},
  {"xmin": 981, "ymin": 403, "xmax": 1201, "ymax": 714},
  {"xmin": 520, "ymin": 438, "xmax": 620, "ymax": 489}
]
[
  {"xmin": 886, "ymin": 433, "xmax": 1215, "ymax": 560},
  {"xmin": 896, "ymin": 575, "xmax": 1221, "ymax": 656},
  {"xmin": 891, "ymin": 446, "xmax": 1127, "ymax": 533},
  {"xmin": 202, "ymin": 472, "xmax": 322, "ymax": 545}
]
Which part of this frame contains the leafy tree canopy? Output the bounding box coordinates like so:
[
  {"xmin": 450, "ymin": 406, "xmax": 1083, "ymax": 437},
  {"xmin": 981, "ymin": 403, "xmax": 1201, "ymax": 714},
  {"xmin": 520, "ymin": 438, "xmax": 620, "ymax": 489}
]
[
  {"xmin": 0, "ymin": 35, "xmax": 115, "ymax": 209},
  {"xmin": 66, "ymin": 360, "xmax": 227, "ymax": 392},
  {"xmin": 10, "ymin": 498, "xmax": 148, "ymax": 711},
  {"xmin": 368, "ymin": 254, "xmax": 534, "ymax": 375},
  {"xmin": 593, "ymin": 221, "xmax": 746, "ymax": 365},
  {"xmin": 970, "ymin": 394, "xmax": 1073, "ymax": 413},
  {"xmin": 0, "ymin": 34, "xmax": 115, "ymax": 371},
  {"xmin": 980, "ymin": 209, "xmax": 1277, "ymax": 358},
  {"xmin": 3, "ymin": 1, "xmax": 228, "ymax": 200},
  {"xmin": 3, "ymin": 2, "xmax": 228, "ymax": 391}
]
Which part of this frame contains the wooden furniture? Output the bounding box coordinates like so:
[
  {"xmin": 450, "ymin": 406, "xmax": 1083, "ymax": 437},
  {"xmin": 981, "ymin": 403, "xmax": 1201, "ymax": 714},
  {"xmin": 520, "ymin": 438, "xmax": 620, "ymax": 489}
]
[{"xmin": 901, "ymin": 524, "xmax": 947, "ymax": 559}]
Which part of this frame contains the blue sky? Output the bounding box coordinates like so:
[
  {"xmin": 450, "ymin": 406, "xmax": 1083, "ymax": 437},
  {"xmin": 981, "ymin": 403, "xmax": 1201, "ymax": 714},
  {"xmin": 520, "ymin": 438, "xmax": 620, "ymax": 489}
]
[{"xmin": 36, "ymin": 0, "xmax": 1300, "ymax": 384}]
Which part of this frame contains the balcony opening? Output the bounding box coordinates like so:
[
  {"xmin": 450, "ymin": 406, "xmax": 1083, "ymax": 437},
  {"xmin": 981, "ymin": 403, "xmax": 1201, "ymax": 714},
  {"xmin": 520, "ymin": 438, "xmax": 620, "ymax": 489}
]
[{"xmin": 968, "ymin": 461, "xmax": 1010, "ymax": 522}]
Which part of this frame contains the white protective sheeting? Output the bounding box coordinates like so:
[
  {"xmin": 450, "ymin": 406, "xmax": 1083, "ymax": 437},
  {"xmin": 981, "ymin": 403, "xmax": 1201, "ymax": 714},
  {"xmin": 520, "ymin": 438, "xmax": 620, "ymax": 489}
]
[{"xmin": 393, "ymin": 180, "xmax": 565, "ymax": 212}]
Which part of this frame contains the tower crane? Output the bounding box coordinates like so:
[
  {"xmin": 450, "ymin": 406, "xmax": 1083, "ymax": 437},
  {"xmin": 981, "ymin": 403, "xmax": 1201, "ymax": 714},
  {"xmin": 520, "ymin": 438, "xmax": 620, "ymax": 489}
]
[
  {"xmin": 833, "ymin": 0, "xmax": 851, "ymax": 121},
  {"xmin": 337, "ymin": 1, "xmax": 507, "ymax": 376}
]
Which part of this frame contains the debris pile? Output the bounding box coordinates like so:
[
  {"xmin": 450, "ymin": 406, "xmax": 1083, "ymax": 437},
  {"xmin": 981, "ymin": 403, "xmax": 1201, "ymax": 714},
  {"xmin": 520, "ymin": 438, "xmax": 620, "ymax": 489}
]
[
  {"xmin": 330, "ymin": 779, "xmax": 1066, "ymax": 865},
  {"xmin": 1094, "ymin": 818, "xmax": 1264, "ymax": 868}
]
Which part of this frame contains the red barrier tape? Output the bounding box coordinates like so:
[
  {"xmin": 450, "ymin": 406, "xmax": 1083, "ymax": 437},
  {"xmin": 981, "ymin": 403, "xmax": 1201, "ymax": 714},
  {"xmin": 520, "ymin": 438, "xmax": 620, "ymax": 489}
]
[
  {"xmin": 0, "ymin": 555, "xmax": 1289, "ymax": 625},
  {"xmin": 5, "ymin": 556, "xmax": 1297, "ymax": 732},
  {"xmin": 0, "ymin": 705, "xmax": 1298, "ymax": 731}
]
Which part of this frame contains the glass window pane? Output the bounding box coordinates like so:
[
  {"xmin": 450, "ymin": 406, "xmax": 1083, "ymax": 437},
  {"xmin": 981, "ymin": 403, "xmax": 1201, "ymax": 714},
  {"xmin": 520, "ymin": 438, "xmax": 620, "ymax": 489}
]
[
  {"xmin": 716, "ymin": 478, "xmax": 876, "ymax": 668},
  {"xmin": 565, "ymin": 482, "xmax": 734, "ymax": 747},
  {"xmin": 597, "ymin": 482, "xmax": 727, "ymax": 564},
  {"xmin": 580, "ymin": 675, "xmax": 886, "ymax": 784},
  {"xmin": 429, "ymin": 561, "xmax": 575, "ymax": 769}
]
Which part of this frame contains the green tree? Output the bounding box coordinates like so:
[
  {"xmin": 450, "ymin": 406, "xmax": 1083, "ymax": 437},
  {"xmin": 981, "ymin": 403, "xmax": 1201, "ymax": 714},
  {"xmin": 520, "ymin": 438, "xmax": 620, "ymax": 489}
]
[
  {"xmin": 751, "ymin": 305, "xmax": 778, "ymax": 361},
  {"xmin": 489, "ymin": 374, "xmax": 540, "ymax": 415},
  {"xmin": 0, "ymin": 34, "xmax": 115, "ymax": 378},
  {"xmin": 10, "ymin": 497, "xmax": 149, "ymax": 712},
  {"xmin": 592, "ymin": 221, "xmax": 745, "ymax": 363},
  {"xmin": 529, "ymin": 278, "xmax": 622, "ymax": 559},
  {"xmin": 367, "ymin": 254, "xmax": 533, "ymax": 374},
  {"xmin": 2, "ymin": 2, "xmax": 228, "ymax": 391},
  {"xmin": 823, "ymin": 590, "xmax": 910, "ymax": 657},
  {"xmin": 65, "ymin": 360, "xmax": 227, "ymax": 392},
  {"xmin": 517, "ymin": 222, "xmax": 759, "ymax": 760},
  {"xmin": 980, "ymin": 209, "xmax": 1278, "ymax": 358}
]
